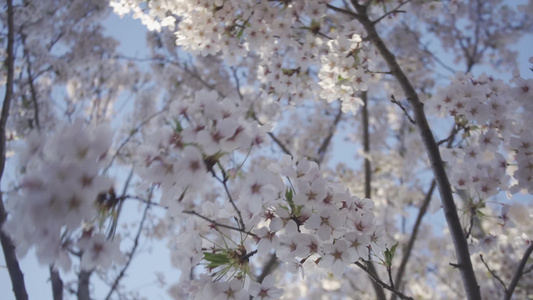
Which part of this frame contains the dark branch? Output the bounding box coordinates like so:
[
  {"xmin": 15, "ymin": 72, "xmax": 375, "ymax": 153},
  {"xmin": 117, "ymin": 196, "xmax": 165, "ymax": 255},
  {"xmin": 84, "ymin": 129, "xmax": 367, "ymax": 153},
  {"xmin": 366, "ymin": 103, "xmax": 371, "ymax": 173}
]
[
  {"xmin": 464, "ymin": 207, "xmax": 475, "ymax": 240},
  {"xmin": 505, "ymin": 243, "xmax": 533, "ymax": 300},
  {"xmin": 49, "ymin": 266, "xmax": 63, "ymax": 300},
  {"xmin": 316, "ymin": 105, "xmax": 343, "ymax": 165},
  {"xmin": 354, "ymin": 5, "xmax": 481, "ymax": 299},
  {"xmin": 217, "ymin": 166, "xmax": 246, "ymax": 231},
  {"xmin": 361, "ymin": 91, "xmax": 387, "ymax": 300},
  {"xmin": 104, "ymin": 190, "xmax": 152, "ymax": 300},
  {"xmin": 0, "ymin": 1, "xmax": 29, "ymax": 299},
  {"xmin": 523, "ymin": 264, "xmax": 533, "ymax": 275},
  {"xmin": 21, "ymin": 35, "xmax": 41, "ymax": 130},
  {"xmin": 182, "ymin": 210, "xmax": 257, "ymax": 238},
  {"xmin": 371, "ymin": 0, "xmax": 411, "ymax": 25},
  {"xmin": 103, "ymin": 108, "xmax": 167, "ymax": 173},
  {"xmin": 257, "ymin": 253, "xmax": 278, "ymax": 283},
  {"xmin": 250, "ymin": 112, "xmax": 292, "ymax": 157},
  {"xmin": 107, "ymin": 168, "xmax": 134, "ymax": 239},
  {"xmin": 77, "ymin": 270, "xmax": 92, "ymax": 300},
  {"xmin": 355, "ymin": 261, "xmax": 414, "ymax": 300},
  {"xmin": 387, "ymin": 266, "xmax": 395, "ymax": 290},
  {"xmin": 325, "ymin": 4, "xmax": 360, "ymax": 19},
  {"xmin": 390, "ymin": 95, "xmax": 415, "ymax": 125},
  {"xmin": 266, "ymin": 131, "xmax": 292, "ymax": 156},
  {"xmin": 230, "ymin": 67, "xmax": 243, "ymax": 101},
  {"xmin": 393, "ymin": 180, "xmax": 436, "ymax": 294},
  {"xmin": 115, "ymin": 55, "xmax": 226, "ymax": 98},
  {"xmin": 479, "ymin": 254, "xmax": 507, "ymax": 293}
]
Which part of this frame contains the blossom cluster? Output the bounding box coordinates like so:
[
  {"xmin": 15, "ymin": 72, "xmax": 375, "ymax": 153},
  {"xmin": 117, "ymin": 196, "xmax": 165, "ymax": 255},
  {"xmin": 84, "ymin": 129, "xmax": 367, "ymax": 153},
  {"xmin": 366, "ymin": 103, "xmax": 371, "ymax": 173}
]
[
  {"xmin": 4, "ymin": 0, "xmax": 533, "ymax": 299},
  {"xmin": 428, "ymin": 72, "xmax": 533, "ymax": 198},
  {"xmin": 109, "ymin": 0, "xmax": 375, "ymax": 112},
  {"xmin": 318, "ymin": 33, "xmax": 373, "ymax": 114},
  {"xmin": 113, "ymin": 84, "xmax": 388, "ymax": 297},
  {"xmin": 3, "ymin": 120, "xmax": 123, "ymax": 271},
  {"xmin": 132, "ymin": 89, "xmax": 270, "ymax": 213},
  {"xmin": 164, "ymin": 154, "xmax": 387, "ymax": 299}
]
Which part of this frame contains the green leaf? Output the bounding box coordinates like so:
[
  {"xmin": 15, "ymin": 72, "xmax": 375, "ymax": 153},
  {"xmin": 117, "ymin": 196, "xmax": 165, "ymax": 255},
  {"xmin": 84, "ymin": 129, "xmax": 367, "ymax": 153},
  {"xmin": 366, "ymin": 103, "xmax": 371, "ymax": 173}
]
[
  {"xmin": 294, "ymin": 204, "xmax": 303, "ymax": 216},
  {"xmin": 384, "ymin": 242, "xmax": 399, "ymax": 267},
  {"xmin": 174, "ymin": 118, "xmax": 183, "ymax": 133},
  {"xmin": 203, "ymin": 252, "xmax": 230, "ymax": 268},
  {"xmin": 285, "ymin": 188, "xmax": 294, "ymax": 204},
  {"xmin": 390, "ymin": 242, "xmax": 399, "ymax": 257},
  {"xmin": 236, "ymin": 27, "xmax": 245, "ymax": 40}
]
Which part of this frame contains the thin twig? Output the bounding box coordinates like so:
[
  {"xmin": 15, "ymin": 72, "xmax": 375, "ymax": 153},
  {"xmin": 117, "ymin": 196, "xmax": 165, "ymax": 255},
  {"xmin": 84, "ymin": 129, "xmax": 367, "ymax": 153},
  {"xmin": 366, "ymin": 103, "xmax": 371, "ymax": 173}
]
[
  {"xmin": 217, "ymin": 166, "xmax": 246, "ymax": 231},
  {"xmin": 437, "ymin": 124, "xmax": 460, "ymax": 146},
  {"xmin": 361, "ymin": 91, "xmax": 387, "ymax": 300},
  {"xmin": 0, "ymin": 1, "xmax": 29, "ymax": 299},
  {"xmin": 21, "ymin": 34, "xmax": 41, "ymax": 130},
  {"xmin": 355, "ymin": 261, "xmax": 414, "ymax": 300},
  {"xmin": 522, "ymin": 264, "xmax": 533, "ymax": 275},
  {"xmin": 464, "ymin": 207, "xmax": 475, "ymax": 239},
  {"xmin": 371, "ymin": 0, "xmax": 412, "ymax": 25},
  {"xmin": 266, "ymin": 132, "xmax": 292, "ymax": 156},
  {"xmin": 250, "ymin": 112, "xmax": 292, "ymax": 157},
  {"xmin": 104, "ymin": 188, "xmax": 153, "ymax": 300},
  {"xmin": 316, "ymin": 105, "xmax": 343, "ymax": 165},
  {"xmin": 257, "ymin": 253, "xmax": 278, "ymax": 283},
  {"xmin": 391, "ymin": 95, "xmax": 415, "ymax": 125},
  {"xmin": 103, "ymin": 107, "xmax": 167, "ymax": 173},
  {"xmin": 426, "ymin": 266, "xmax": 464, "ymax": 298},
  {"xmin": 107, "ymin": 168, "xmax": 134, "ymax": 239},
  {"xmin": 387, "ymin": 267, "xmax": 395, "ymax": 290},
  {"xmin": 326, "ymin": 4, "xmax": 360, "ymax": 19},
  {"xmin": 230, "ymin": 67, "xmax": 243, "ymax": 101},
  {"xmin": 115, "ymin": 55, "xmax": 226, "ymax": 98},
  {"xmin": 393, "ymin": 180, "xmax": 436, "ymax": 295},
  {"xmin": 401, "ymin": 23, "xmax": 456, "ymax": 75},
  {"xmin": 182, "ymin": 210, "xmax": 257, "ymax": 238},
  {"xmin": 479, "ymin": 254, "xmax": 507, "ymax": 293},
  {"xmin": 505, "ymin": 243, "xmax": 533, "ymax": 300}
]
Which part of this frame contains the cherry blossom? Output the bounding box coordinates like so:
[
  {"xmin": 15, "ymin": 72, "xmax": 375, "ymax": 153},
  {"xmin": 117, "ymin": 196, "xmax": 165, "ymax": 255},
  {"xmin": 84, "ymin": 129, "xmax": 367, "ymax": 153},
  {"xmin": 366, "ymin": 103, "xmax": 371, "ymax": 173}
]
[{"xmin": 2, "ymin": 1, "xmax": 533, "ymax": 300}]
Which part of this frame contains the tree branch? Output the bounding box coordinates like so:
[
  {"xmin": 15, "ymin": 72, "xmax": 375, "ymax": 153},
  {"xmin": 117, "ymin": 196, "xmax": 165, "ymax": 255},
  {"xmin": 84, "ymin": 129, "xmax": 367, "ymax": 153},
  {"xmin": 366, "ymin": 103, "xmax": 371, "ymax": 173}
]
[
  {"xmin": 0, "ymin": 1, "xmax": 29, "ymax": 299},
  {"xmin": 316, "ymin": 105, "xmax": 343, "ymax": 165},
  {"xmin": 183, "ymin": 210, "xmax": 257, "ymax": 238},
  {"xmin": 77, "ymin": 270, "xmax": 92, "ymax": 300},
  {"xmin": 115, "ymin": 55, "xmax": 226, "ymax": 98},
  {"xmin": 256, "ymin": 253, "xmax": 278, "ymax": 283},
  {"xmin": 325, "ymin": 4, "xmax": 360, "ymax": 19},
  {"xmin": 393, "ymin": 180, "xmax": 436, "ymax": 294},
  {"xmin": 390, "ymin": 95, "xmax": 415, "ymax": 125},
  {"xmin": 361, "ymin": 91, "xmax": 387, "ymax": 300},
  {"xmin": 216, "ymin": 166, "xmax": 246, "ymax": 231},
  {"xmin": 49, "ymin": 266, "xmax": 64, "ymax": 300},
  {"xmin": 479, "ymin": 254, "xmax": 507, "ymax": 293},
  {"xmin": 104, "ymin": 189, "xmax": 152, "ymax": 300},
  {"xmin": 21, "ymin": 34, "xmax": 41, "ymax": 130},
  {"xmin": 266, "ymin": 132, "xmax": 292, "ymax": 156},
  {"xmin": 371, "ymin": 0, "xmax": 411, "ymax": 25},
  {"xmin": 362, "ymin": 91, "xmax": 371, "ymax": 200},
  {"xmin": 505, "ymin": 243, "xmax": 533, "ymax": 300},
  {"xmin": 354, "ymin": 5, "xmax": 481, "ymax": 299},
  {"xmin": 355, "ymin": 261, "xmax": 414, "ymax": 300},
  {"xmin": 393, "ymin": 125, "xmax": 458, "ymax": 298},
  {"xmin": 103, "ymin": 107, "xmax": 168, "ymax": 173},
  {"xmin": 230, "ymin": 67, "xmax": 243, "ymax": 101},
  {"xmin": 250, "ymin": 112, "xmax": 292, "ymax": 157}
]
